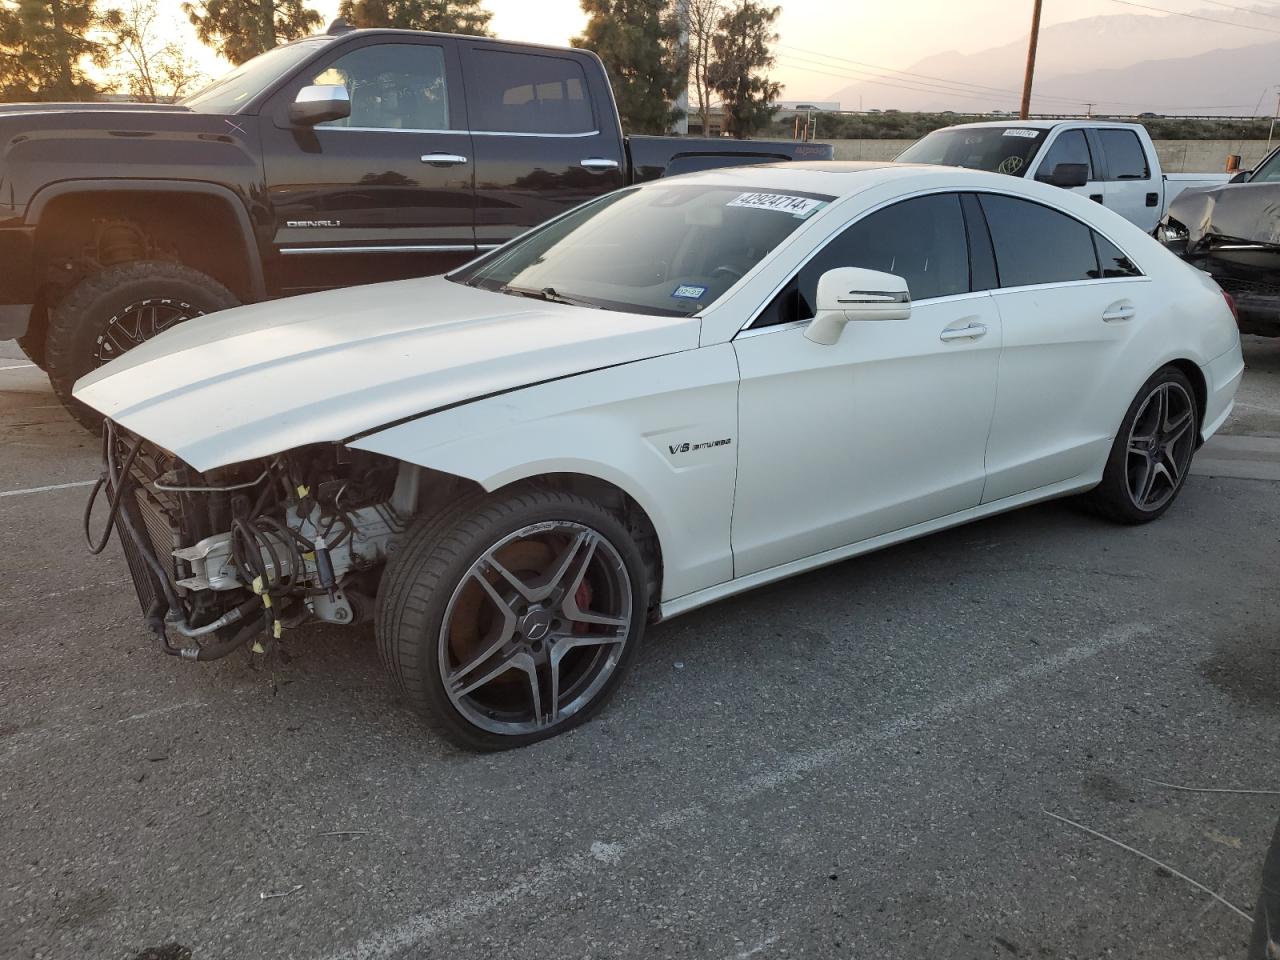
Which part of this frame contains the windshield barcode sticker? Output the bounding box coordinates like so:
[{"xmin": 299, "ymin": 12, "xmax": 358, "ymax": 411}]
[
  {"xmin": 727, "ymin": 193, "xmax": 824, "ymax": 217},
  {"xmin": 672, "ymin": 284, "xmax": 708, "ymax": 300},
  {"xmin": 1002, "ymin": 128, "xmax": 1040, "ymax": 139}
]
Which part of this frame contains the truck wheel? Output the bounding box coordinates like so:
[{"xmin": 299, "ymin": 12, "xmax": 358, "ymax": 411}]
[
  {"xmin": 376, "ymin": 485, "xmax": 649, "ymax": 751},
  {"xmin": 44, "ymin": 261, "xmax": 238, "ymax": 431}
]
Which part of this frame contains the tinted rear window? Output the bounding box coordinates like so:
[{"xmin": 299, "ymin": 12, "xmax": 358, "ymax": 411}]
[
  {"xmin": 1097, "ymin": 129, "xmax": 1150, "ymax": 180},
  {"xmin": 468, "ymin": 50, "xmax": 594, "ymax": 134},
  {"xmin": 979, "ymin": 194, "xmax": 1098, "ymax": 286}
]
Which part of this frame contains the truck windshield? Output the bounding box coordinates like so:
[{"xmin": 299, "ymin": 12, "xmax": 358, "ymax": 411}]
[
  {"xmin": 182, "ymin": 39, "xmax": 330, "ymax": 114},
  {"xmin": 1252, "ymin": 149, "xmax": 1280, "ymax": 183},
  {"xmin": 450, "ymin": 183, "xmax": 833, "ymax": 317},
  {"xmin": 897, "ymin": 127, "xmax": 1049, "ymax": 177}
]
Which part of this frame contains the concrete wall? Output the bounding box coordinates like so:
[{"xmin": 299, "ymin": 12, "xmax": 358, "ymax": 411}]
[{"xmin": 816, "ymin": 139, "xmax": 1273, "ymax": 173}]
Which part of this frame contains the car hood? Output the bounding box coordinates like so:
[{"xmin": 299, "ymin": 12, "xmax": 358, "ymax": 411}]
[
  {"xmin": 73, "ymin": 277, "xmax": 700, "ymax": 472},
  {"xmin": 1168, "ymin": 181, "xmax": 1280, "ymax": 248}
]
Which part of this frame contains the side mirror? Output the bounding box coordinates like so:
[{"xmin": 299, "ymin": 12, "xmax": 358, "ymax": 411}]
[
  {"xmin": 1037, "ymin": 162, "xmax": 1089, "ymax": 188},
  {"xmin": 1229, "ymin": 170, "xmax": 1252, "ymax": 184},
  {"xmin": 289, "ymin": 84, "xmax": 351, "ymax": 126},
  {"xmin": 805, "ymin": 267, "xmax": 911, "ymax": 345}
]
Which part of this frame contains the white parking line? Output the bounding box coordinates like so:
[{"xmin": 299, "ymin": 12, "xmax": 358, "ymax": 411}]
[
  {"xmin": 318, "ymin": 622, "xmax": 1149, "ymax": 960},
  {"xmin": 0, "ymin": 362, "xmax": 36, "ymax": 371},
  {"xmin": 0, "ymin": 479, "xmax": 95, "ymax": 498}
]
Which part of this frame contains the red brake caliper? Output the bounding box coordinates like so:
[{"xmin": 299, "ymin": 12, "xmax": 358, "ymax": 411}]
[{"xmin": 573, "ymin": 579, "xmax": 593, "ymax": 634}]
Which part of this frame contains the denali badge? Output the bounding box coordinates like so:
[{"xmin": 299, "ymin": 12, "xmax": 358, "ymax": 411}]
[
  {"xmin": 668, "ymin": 438, "xmax": 732, "ymax": 455},
  {"xmin": 286, "ymin": 219, "xmax": 343, "ymax": 228}
]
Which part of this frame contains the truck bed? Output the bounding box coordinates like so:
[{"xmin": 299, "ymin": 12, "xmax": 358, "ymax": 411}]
[{"xmin": 626, "ymin": 136, "xmax": 835, "ymax": 183}]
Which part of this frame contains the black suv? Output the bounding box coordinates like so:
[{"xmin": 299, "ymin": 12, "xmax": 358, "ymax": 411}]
[{"xmin": 0, "ymin": 23, "xmax": 831, "ymax": 425}]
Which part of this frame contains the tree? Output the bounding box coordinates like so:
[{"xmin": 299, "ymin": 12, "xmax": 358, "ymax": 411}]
[
  {"xmin": 684, "ymin": 0, "xmax": 721, "ymax": 135},
  {"xmin": 106, "ymin": 1, "xmax": 204, "ymax": 102},
  {"xmin": 182, "ymin": 0, "xmax": 322, "ymax": 66},
  {"xmin": 573, "ymin": 0, "xmax": 687, "ymax": 135},
  {"xmin": 337, "ymin": 0, "xmax": 492, "ymax": 35},
  {"xmin": 707, "ymin": 0, "xmax": 779, "ymax": 139},
  {"xmin": 0, "ymin": 0, "xmax": 109, "ymax": 101}
]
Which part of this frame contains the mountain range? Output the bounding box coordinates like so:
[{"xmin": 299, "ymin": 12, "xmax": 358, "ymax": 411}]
[{"xmin": 823, "ymin": 5, "xmax": 1280, "ymax": 115}]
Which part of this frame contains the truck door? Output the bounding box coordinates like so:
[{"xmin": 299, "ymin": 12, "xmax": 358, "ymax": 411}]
[
  {"xmin": 260, "ymin": 36, "xmax": 477, "ymax": 295},
  {"xmin": 460, "ymin": 45, "xmax": 626, "ymax": 249},
  {"xmin": 1091, "ymin": 128, "xmax": 1160, "ymax": 232},
  {"xmin": 1032, "ymin": 128, "xmax": 1106, "ymax": 206}
]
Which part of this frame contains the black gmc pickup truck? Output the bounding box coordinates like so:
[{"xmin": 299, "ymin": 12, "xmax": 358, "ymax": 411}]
[{"xmin": 0, "ymin": 23, "xmax": 832, "ymax": 425}]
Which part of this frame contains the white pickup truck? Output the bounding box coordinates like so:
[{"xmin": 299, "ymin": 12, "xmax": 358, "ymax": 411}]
[{"xmin": 897, "ymin": 119, "xmax": 1232, "ymax": 233}]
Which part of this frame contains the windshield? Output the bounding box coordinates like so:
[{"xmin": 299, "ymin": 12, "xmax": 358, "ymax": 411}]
[
  {"xmin": 897, "ymin": 126, "xmax": 1049, "ymax": 177},
  {"xmin": 1252, "ymin": 148, "xmax": 1280, "ymax": 183},
  {"xmin": 182, "ymin": 39, "xmax": 330, "ymax": 114},
  {"xmin": 450, "ymin": 183, "xmax": 833, "ymax": 317}
]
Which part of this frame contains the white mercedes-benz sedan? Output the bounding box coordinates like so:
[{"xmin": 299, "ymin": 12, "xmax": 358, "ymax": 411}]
[{"xmin": 74, "ymin": 162, "xmax": 1244, "ymax": 749}]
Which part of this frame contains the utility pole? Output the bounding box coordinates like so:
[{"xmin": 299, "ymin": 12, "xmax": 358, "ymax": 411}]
[{"xmin": 1019, "ymin": 0, "xmax": 1044, "ymax": 120}]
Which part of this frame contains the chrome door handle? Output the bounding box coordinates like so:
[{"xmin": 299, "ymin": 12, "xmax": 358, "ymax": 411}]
[
  {"xmin": 939, "ymin": 322, "xmax": 987, "ymax": 342},
  {"xmin": 421, "ymin": 153, "xmax": 468, "ymax": 166},
  {"xmin": 1102, "ymin": 303, "xmax": 1136, "ymax": 323},
  {"xmin": 580, "ymin": 157, "xmax": 620, "ymax": 171}
]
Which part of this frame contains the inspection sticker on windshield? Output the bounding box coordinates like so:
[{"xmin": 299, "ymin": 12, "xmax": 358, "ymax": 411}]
[
  {"xmin": 672, "ymin": 284, "xmax": 708, "ymax": 300},
  {"xmin": 727, "ymin": 192, "xmax": 824, "ymax": 218},
  {"xmin": 1002, "ymin": 128, "xmax": 1040, "ymax": 139}
]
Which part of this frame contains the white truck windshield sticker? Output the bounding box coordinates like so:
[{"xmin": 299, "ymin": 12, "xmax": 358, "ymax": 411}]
[{"xmin": 1002, "ymin": 129, "xmax": 1040, "ymax": 139}]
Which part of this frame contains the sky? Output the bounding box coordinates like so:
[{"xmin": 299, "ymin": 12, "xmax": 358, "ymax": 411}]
[{"xmin": 161, "ymin": 0, "xmax": 1263, "ymax": 106}]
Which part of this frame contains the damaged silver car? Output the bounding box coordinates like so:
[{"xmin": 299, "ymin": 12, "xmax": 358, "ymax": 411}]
[{"xmin": 1160, "ymin": 147, "xmax": 1280, "ymax": 336}]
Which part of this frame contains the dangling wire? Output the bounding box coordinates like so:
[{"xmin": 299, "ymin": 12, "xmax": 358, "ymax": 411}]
[{"xmin": 84, "ymin": 422, "xmax": 145, "ymax": 555}]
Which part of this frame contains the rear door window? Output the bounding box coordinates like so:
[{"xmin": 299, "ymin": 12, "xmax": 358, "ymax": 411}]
[
  {"xmin": 1093, "ymin": 234, "xmax": 1142, "ymax": 278},
  {"xmin": 1097, "ymin": 129, "xmax": 1151, "ymax": 181},
  {"xmin": 979, "ymin": 194, "xmax": 1099, "ymax": 286},
  {"xmin": 467, "ymin": 50, "xmax": 594, "ymax": 134}
]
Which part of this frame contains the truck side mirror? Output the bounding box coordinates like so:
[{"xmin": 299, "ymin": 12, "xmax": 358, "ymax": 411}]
[
  {"xmin": 805, "ymin": 267, "xmax": 911, "ymax": 346},
  {"xmin": 1037, "ymin": 162, "xmax": 1089, "ymax": 188},
  {"xmin": 289, "ymin": 84, "xmax": 351, "ymax": 126},
  {"xmin": 1229, "ymin": 170, "xmax": 1252, "ymax": 184}
]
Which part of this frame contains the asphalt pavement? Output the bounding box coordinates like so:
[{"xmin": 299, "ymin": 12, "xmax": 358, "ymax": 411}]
[{"xmin": 2, "ymin": 335, "xmax": 1279, "ymax": 960}]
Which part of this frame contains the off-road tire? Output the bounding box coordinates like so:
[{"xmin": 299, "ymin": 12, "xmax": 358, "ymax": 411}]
[
  {"xmin": 376, "ymin": 484, "xmax": 649, "ymax": 751},
  {"xmin": 45, "ymin": 260, "xmax": 238, "ymax": 431},
  {"xmin": 1079, "ymin": 365, "xmax": 1199, "ymax": 524}
]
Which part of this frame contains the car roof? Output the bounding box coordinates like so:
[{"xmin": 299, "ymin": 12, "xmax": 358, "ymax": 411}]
[
  {"xmin": 933, "ymin": 119, "xmax": 1144, "ymax": 132},
  {"xmin": 656, "ymin": 160, "xmax": 1042, "ymax": 199}
]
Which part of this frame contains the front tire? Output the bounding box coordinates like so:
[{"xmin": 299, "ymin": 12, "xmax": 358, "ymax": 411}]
[
  {"xmin": 1081, "ymin": 366, "xmax": 1199, "ymax": 524},
  {"xmin": 44, "ymin": 261, "xmax": 238, "ymax": 431},
  {"xmin": 376, "ymin": 485, "xmax": 649, "ymax": 751}
]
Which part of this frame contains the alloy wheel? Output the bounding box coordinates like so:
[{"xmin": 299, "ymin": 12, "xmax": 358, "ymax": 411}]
[
  {"xmin": 1125, "ymin": 381, "xmax": 1196, "ymax": 512},
  {"xmin": 93, "ymin": 298, "xmax": 202, "ymax": 367},
  {"xmin": 438, "ymin": 521, "xmax": 633, "ymax": 736}
]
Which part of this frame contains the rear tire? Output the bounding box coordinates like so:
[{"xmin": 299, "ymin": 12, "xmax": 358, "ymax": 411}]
[
  {"xmin": 44, "ymin": 261, "xmax": 238, "ymax": 431},
  {"xmin": 376, "ymin": 485, "xmax": 649, "ymax": 751},
  {"xmin": 1080, "ymin": 366, "xmax": 1199, "ymax": 524}
]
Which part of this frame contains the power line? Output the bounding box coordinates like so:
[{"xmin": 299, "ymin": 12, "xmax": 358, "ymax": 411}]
[
  {"xmin": 1107, "ymin": 0, "xmax": 1280, "ymax": 35},
  {"xmin": 776, "ymin": 49, "xmax": 1257, "ymax": 111},
  {"xmin": 779, "ymin": 42, "xmax": 1216, "ymax": 109},
  {"xmin": 1197, "ymin": 0, "xmax": 1280, "ymax": 22}
]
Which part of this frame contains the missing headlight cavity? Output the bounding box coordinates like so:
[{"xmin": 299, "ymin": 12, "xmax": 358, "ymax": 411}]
[{"xmin": 94, "ymin": 420, "xmax": 417, "ymax": 660}]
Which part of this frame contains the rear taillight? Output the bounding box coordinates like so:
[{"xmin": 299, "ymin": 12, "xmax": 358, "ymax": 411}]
[{"xmin": 1222, "ymin": 289, "xmax": 1239, "ymax": 323}]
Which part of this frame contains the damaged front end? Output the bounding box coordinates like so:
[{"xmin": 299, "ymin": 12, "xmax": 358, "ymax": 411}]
[
  {"xmin": 88, "ymin": 420, "xmax": 413, "ymax": 660},
  {"xmin": 1162, "ymin": 182, "xmax": 1280, "ymax": 337}
]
